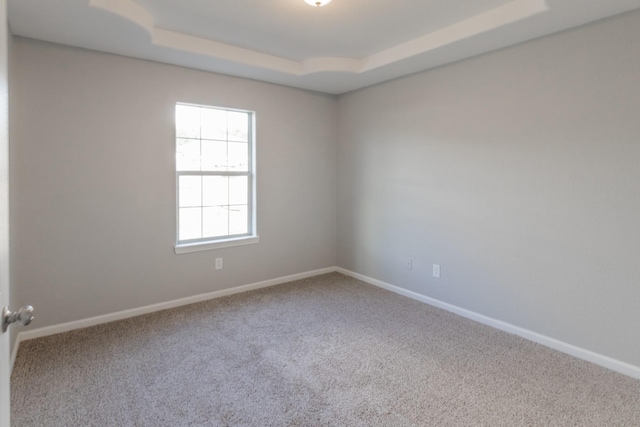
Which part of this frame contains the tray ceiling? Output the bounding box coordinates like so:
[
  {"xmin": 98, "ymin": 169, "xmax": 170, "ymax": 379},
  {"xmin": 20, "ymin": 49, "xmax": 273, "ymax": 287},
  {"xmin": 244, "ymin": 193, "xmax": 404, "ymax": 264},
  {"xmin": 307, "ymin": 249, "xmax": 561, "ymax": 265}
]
[{"xmin": 8, "ymin": 0, "xmax": 640, "ymax": 94}]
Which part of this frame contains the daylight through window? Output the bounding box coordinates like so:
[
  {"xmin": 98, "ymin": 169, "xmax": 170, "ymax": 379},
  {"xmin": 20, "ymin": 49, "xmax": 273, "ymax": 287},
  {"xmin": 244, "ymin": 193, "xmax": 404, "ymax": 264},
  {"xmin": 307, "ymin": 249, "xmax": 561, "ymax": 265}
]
[{"xmin": 176, "ymin": 104, "xmax": 256, "ymax": 250}]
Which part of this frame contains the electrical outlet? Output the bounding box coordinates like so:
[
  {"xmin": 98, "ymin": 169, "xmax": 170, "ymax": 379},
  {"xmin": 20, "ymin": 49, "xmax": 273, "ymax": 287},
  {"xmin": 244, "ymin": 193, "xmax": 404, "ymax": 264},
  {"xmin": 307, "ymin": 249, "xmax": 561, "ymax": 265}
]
[
  {"xmin": 215, "ymin": 258, "xmax": 223, "ymax": 270},
  {"xmin": 432, "ymin": 264, "xmax": 440, "ymax": 278},
  {"xmin": 405, "ymin": 259, "xmax": 413, "ymax": 270}
]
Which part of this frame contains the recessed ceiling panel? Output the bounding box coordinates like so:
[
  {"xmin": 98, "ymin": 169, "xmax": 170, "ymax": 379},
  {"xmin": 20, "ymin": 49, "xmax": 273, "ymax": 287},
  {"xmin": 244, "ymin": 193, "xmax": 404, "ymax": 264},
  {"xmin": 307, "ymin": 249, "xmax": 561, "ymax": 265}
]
[{"xmin": 134, "ymin": 0, "xmax": 514, "ymax": 60}]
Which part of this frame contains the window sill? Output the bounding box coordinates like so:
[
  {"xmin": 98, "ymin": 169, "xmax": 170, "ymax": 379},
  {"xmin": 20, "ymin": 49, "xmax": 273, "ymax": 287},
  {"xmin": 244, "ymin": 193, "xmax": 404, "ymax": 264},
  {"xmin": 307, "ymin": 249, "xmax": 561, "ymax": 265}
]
[{"xmin": 175, "ymin": 235, "xmax": 259, "ymax": 254}]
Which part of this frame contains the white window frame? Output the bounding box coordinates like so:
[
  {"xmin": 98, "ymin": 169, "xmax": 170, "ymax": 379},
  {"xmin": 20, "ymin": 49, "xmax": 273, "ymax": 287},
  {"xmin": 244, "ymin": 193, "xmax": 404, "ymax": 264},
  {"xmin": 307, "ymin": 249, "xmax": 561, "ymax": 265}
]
[{"xmin": 175, "ymin": 103, "xmax": 258, "ymax": 254}]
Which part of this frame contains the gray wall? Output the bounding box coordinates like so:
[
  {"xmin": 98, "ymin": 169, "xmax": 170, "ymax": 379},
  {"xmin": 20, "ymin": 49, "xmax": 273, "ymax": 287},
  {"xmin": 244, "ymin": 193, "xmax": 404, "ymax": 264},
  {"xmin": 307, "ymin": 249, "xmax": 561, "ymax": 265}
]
[
  {"xmin": 10, "ymin": 38, "xmax": 337, "ymax": 328},
  {"xmin": 337, "ymin": 11, "xmax": 640, "ymax": 367}
]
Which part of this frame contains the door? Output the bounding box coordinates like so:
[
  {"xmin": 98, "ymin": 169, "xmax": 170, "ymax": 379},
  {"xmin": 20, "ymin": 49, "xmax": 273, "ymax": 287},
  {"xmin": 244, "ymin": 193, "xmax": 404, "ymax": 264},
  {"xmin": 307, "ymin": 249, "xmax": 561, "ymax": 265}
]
[
  {"xmin": 0, "ymin": 284, "xmax": 8, "ymax": 426},
  {"xmin": 0, "ymin": 0, "xmax": 10, "ymax": 424}
]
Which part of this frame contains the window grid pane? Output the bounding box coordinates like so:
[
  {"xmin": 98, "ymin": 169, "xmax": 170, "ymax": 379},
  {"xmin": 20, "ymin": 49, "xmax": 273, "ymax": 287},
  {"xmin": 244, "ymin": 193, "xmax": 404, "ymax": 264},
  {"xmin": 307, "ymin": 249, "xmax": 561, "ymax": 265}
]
[
  {"xmin": 177, "ymin": 138, "xmax": 201, "ymax": 171},
  {"xmin": 176, "ymin": 104, "xmax": 253, "ymax": 244},
  {"xmin": 179, "ymin": 207, "xmax": 202, "ymax": 241}
]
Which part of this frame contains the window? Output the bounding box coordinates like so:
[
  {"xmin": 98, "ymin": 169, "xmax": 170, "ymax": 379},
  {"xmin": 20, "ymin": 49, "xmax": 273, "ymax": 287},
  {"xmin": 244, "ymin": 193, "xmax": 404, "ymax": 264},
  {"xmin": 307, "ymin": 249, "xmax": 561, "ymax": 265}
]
[{"xmin": 175, "ymin": 103, "xmax": 258, "ymax": 253}]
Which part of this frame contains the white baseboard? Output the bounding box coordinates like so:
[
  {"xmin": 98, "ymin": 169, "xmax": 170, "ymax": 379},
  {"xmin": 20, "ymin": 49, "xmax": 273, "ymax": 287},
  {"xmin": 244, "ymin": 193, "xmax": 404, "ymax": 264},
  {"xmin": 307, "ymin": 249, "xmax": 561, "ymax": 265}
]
[
  {"xmin": 335, "ymin": 267, "xmax": 640, "ymax": 380},
  {"xmin": 11, "ymin": 267, "xmax": 335, "ymax": 369},
  {"xmin": 12, "ymin": 266, "xmax": 640, "ymax": 381}
]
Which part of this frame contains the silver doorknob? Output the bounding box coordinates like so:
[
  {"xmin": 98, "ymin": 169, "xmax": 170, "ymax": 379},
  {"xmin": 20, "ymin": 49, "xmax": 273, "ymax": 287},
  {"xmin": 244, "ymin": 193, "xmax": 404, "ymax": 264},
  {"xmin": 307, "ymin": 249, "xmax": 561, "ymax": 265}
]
[{"xmin": 2, "ymin": 305, "xmax": 34, "ymax": 333}]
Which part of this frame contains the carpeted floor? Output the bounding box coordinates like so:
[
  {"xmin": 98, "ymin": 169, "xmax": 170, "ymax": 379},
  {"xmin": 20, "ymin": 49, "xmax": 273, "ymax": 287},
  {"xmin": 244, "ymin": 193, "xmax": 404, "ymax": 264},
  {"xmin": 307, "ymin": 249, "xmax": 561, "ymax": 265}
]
[{"xmin": 11, "ymin": 273, "xmax": 640, "ymax": 426}]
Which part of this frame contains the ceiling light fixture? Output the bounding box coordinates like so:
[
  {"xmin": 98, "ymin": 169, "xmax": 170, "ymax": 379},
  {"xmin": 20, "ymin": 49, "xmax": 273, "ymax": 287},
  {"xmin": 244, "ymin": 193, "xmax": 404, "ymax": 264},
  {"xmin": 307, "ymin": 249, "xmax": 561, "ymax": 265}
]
[{"xmin": 304, "ymin": 0, "xmax": 332, "ymax": 7}]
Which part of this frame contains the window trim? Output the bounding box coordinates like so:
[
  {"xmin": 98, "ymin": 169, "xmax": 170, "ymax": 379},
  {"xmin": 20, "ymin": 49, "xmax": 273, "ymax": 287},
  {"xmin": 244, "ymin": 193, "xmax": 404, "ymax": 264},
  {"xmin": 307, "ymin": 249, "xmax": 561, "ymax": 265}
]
[
  {"xmin": 175, "ymin": 235, "xmax": 260, "ymax": 254},
  {"xmin": 174, "ymin": 103, "xmax": 258, "ymax": 254}
]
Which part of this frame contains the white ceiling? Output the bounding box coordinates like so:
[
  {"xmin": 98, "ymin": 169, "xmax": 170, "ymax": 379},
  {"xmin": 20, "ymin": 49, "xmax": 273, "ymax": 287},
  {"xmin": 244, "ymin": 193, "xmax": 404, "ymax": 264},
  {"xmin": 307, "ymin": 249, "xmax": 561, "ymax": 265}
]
[{"xmin": 8, "ymin": 0, "xmax": 640, "ymax": 94}]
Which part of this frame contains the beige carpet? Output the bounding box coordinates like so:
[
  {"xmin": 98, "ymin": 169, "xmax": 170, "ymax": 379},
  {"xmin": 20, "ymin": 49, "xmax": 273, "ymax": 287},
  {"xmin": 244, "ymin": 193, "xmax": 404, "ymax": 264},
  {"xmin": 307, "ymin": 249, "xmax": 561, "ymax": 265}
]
[{"xmin": 11, "ymin": 273, "xmax": 640, "ymax": 426}]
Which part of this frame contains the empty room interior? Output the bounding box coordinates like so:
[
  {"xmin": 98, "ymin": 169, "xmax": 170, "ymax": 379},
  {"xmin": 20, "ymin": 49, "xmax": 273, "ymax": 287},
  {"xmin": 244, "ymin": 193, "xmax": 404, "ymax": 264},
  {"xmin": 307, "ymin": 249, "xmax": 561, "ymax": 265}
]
[{"xmin": 2, "ymin": 0, "xmax": 640, "ymax": 425}]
